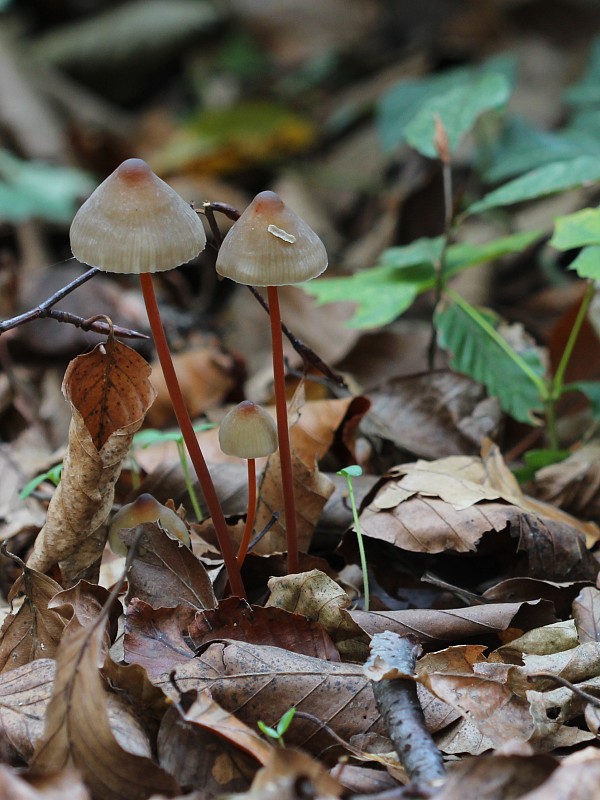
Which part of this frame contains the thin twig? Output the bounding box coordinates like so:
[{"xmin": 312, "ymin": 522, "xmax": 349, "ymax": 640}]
[
  {"xmin": 0, "ymin": 264, "xmax": 148, "ymax": 339},
  {"xmin": 529, "ymin": 671, "xmax": 600, "ymax": 708}
]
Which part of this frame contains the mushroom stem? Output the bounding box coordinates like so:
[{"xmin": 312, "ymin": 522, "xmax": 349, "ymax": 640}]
[
  {"xmin": 139, "ymin": 272, "xmax": 246, "ymax": 598},
  {"xmin": 237, "ymin": 458, "xmax": 257, "ymax": 565},
  {"xmin": 267, "ymin": 285, "xmax": 298, "ymax": 574}
]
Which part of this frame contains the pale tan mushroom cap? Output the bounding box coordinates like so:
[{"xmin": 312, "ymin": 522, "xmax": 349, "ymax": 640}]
[
  {"xmin": 219, "ymin": 400, "xmax": 278, "ymax": 459},
  {"xmin": 215, "ymin": 190, "xmax": 328, "ymax": 286},
  {"xmin": 70, "ymin": 158, "xmax": 207, "ymax": 274}
]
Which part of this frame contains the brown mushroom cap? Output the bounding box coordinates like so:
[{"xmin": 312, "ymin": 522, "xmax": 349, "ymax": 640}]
[
  {"xmin": 215, "ymin": 190, "xmax": 328, "ymax": 286},
  {"xmin": 70, "ymin": 158, "xmax": 207, "ymax": 274},
  {"xmin": 108, "ymin": 493, "xmax": 190, "ymax": 555},
  {"xmin": 218, "ymin": 400, "xmax": 278, "ymax": 459}
]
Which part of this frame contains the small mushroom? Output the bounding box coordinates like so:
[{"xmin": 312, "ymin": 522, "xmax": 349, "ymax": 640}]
[
  {"xmin": 108, "ymin": 493, "xmax": 190, "ymax": 556},
  {"xmin": 216, "ymin": 191, "xmax": 327, "ymax": 573},
  {"xmin": 70, "ymin": 159, "xmax": 244, "ymax": 598},
  {"xmin": 219, "ymin": 401, "xmax": 278, "ymax": 565}
]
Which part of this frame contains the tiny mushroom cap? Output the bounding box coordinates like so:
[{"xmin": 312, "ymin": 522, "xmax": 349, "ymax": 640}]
[
  {"xmin": 215, "ymin": 190, "xmax": 328, "ymax": 286},
  {"xmin": 219, "ymin": 400, "xmax": 278, "ymax": 460},
  {"xmin": 108, "ymin": 493, "xmax": 191, "ymax": 555},
  {"xmin": 70, "ymin": 158, "xmax": 207, "ymax": 274}
]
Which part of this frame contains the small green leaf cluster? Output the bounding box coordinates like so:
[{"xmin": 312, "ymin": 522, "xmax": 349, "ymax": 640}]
[{"xmin": 257, "ymin": 707, "xmax": 296, "ymax": 747}]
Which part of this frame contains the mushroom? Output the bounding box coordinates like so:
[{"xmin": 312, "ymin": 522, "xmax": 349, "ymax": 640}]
[
  {"xmin": 218, "ymin": 400, "xmax": 278, "ymax": 565},
  {"xmin": 108, "ymin": 493, "xmax": 190, "ymax": 556},
  {"xmin": 70, "ymin": 158, "xmax": 245, "ymax": 598},
  {"xmin": 215, "ymin": 191, "xmax": 327, "ymax": 573}
]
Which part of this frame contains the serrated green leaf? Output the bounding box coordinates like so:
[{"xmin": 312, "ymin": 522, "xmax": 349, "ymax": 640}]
[
  {"xmin": 551, "ymin": 207, "xmax": 600, "ymax": 250},
  {"xmin": 565, "ymin": 381, "xmax": 600, "ymax": 419},
  {"xmin": 435, "ymin": 299, "xmax": 545, "ymax": 423},
  {"xmin": 467, "ymin": 156, "xmax": 600, "ymax": 216},
  {"xmin": 445, "ymin": 230, "xmax": 542, "ymax": 277},
  {"xmin": 567, "ymin": 246, "xmax": 600, "ymax": 279},
  {"xmin": 405, "ymin": 70, "xmax": 512, "ymax": 159},
  {"xmin": 378, "ymin": 236, "xmax": 444, "ymax": 269}
]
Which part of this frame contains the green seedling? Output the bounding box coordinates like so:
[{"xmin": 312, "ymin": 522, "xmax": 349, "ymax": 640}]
[
  {"xmin": 257, "ymin": 707, "xmax": 296, "ymax": 747},
  {"xmin": 132, "ymin": 423, "xmax": 215, "ymax": 522},
  {"xmin": 19, "ymin": 463, "xmax": 63, "ymax": 500},
  {"xmin": 337, "ymin": 465, "xmax": 370, "ymax": 612}
]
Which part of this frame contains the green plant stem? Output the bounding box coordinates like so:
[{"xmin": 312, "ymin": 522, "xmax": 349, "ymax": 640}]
[
  {"xmin": 343, "ymin": 474, "xmax": 370, "ymax": 611},
  {"xmin": 446, "ymin": 288, "xmax": 548, "ymax": 398},
  {"xmin": 552, "ymin": 280, "xmax": 595, "ymax": 397},
  {"xmin": 237, "ymin": 458, "xmax": 257, "ymax": 565},
  {"xmin": 139, "ymin": 273, "xmax": 245, "ymax": 599},
  {"xmin": 176, "ymin": 440, "xmax": 204, "ymax": 522},
  {"xmin": 267, "ymin": 285, "xmax": 298, "ymax": 575},
  {"xmin": 428, "ymin": 159, "xmax": 453, "ymax": 370}
]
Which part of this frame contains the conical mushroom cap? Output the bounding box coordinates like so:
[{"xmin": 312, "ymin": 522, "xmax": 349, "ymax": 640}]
[
  {"xmin": 70, "ymin": 158, "xmax": 207, "ymax": 274},
  {"xmin": 219, "ymin": 401, "xmax": 278, "ymax": 459},
  {"xmin": 215, "ymin": 190, "xmax": 327, "ymax": 286}
]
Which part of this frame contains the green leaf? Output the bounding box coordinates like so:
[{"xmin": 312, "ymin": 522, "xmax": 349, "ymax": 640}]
[
  {"xmin": 133, "ymin": 423, "xmax": 214, "ymax": 449},
  {"xmin": 564, "ymin": 38, "xmax": 600, "ymax": 107},
  {"xmin": 445, "ymin": 230, "xmax": 543, "ymax": 277},
  {"xmin": 257, "ymin": 721, "xmax": 280, "ymax": 740},
  {"xmin": 0, "ymin": 149, "xmax": 93, "ymax": 223},
  {"xmin": 378, "ymin": 56, "xmax": 515, "ymax": 156},
  {"xmin": 19, "ymin": 463, "xmax": 63, "ymax": 500},
  {"xmin": 276, "ymin": 707, "xmax": 296, "ymax": 736},
  {"xmin": 435, "ymin": 299, "xmax": 545, "ymax": 424},
  {"xmin": 566, "ymin": 246, "xmax": 600, "ymax": 279},
  {"xmin": 513, "ymin": 448, "xmax": 570, "ymax": 483},
  {"xmin": 378, "ymin": 236, "xmax": 444, "ymax": 269},
  {"xmin": 337, "ymin": 465, "xmax": 363, "ymax": 478},
  {"xmin": 467, "ymin": 156, "xmax": 600, "ymax": 216},
  {"xmin": 405, "ymin": 70, "xmax": 512, "ymax": 159},
  {"xmin": 551, "ymin": 207, "xmax": 600, "ymax": 250},
  {"xmin": 565, "ymin": 381, "xmax": 600, "ymax": 419}
]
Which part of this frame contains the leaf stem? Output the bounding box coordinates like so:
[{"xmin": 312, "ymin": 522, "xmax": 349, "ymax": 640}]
[
  {"xmin": 176, "ymin": 439, "xmax": 204, "ymax": 522},
  {"xmin": 551, "ymin": 281, "xmax": 595, "ymax": 397},
  {"xmin": 139, "ymin": 273, "xmax": 245, "ymax": 598},
  {"xmin": 342, "ymin": 471, "xmax": 370, "ymax": 611},
  {"xmin": 267, "ymin": 285, "xmax": 298, "ymax": 574}
]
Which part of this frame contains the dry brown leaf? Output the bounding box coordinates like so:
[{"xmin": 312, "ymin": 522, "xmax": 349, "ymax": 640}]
[
  {"xmin": 121, "ymin": 523, "xmax": 217, "ymax": 610},
  {"xmin": 573, "ymin": 586, "xmax": 600, "ymax": 643},
  {"xmin": 0, "ymin": 765, "xmax": 91, "ymax": 800},
  {"xmin": 266, "ymin": 570, "xmax": 369, "ymax": 662},
  {"xmin": 190, "ymin": 597, "xmax": 341, "ymax": 661},
  {"xmin": 27, "ymin": 337, "xmax": 156, "ymax": 578},
  {"xmin": 152, "ymin": 640, "xmax": 384, "ymax": 755},
  {"xmin": 519, "ymin": 747, "xmax": 600, "ymax": 799},
  {"xmin": 0, "ymin": 659, "xmax": 55, "ymax": 763},
  {"xmin": 530, "ymin": 442, "xmax": 600, "ymax": 522},
  {"xmin": 365, "ymin": 371, "xmax": 501, "ymax": 460},
  {"xmin": 124, "ymin": 600, "xmax": 196, "ymax": 682},
  {"xmin": 350, "ymin": 600, "xmax": 556, "ymax": 650},
  {"xmin": 147, "ymin": 342, "xmax": 238, "ymax": 428},
  {"xmin": 226, "ymin": 747, "xmax": 343, "ymax": 800},
  {"xmin": 31, "ymin": 614, "xmax": 179, "ymax": 800},
  {"xmin": 157, "ymin": 688, "xmax": 271, "ymax": 795},
  {"xmin": 0, "ymin": 560, "xmax": 67, "ymax": 672}
]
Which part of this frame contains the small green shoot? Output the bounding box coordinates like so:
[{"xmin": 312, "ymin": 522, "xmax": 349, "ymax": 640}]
[
  {"xmin": 257, "ymin": 706, "xmax": 296, "ymax": 747},
  {"xmin": 337, "ymin": 464, "xmax": 370, "ymax": 611},
  {"xmin": 19, "ymin": 463, "xmax": 63, "ymax": 500},
  {"xmin": 132, "ymin": 423, "xmax": 215, "ymax": 522}
]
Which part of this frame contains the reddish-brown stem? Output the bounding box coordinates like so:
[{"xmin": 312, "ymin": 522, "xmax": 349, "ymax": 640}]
[
  {"xmin": 139, "ymin": 273, "xmax": 246, "ymax": 598},
  {"xmin": 267, "ymin": 285, "xmax": 298, "ymax": 574},
  {"xmin": 236, "ymin": 458, "xmax": 257, "ymax": 565}
]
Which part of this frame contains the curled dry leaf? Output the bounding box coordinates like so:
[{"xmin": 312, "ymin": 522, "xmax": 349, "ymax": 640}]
[
  {"xmin": 153, "ymin": 640, "xmax": 384, "ymax": 755},
  {"xmin": 31, "ymin": 614, "xmax": 179, "ymax": 800},
  {"xmin": 0, "ymin": 659, "xmax": 56, "ymax": 763},
  {"xmin": 121, "ymin": 523, "xmax": 217, "ymax": 610},
  {"xmin": 266, "ymin": 569, "xmax": 369, "ymax": 662},
  {"xmin": 190, "ymin": 596, "xmax": 341, "ymax": 661},
  {"xmin": 357, "ymin": 442, "xmax": 599, "ymax": 581},
  {"xmin": 0, "ymin": 764, "xmax": 91, "ymax": 800},
  {"xmin": 27, "ymin": 337, "xmax": 157, "ymax": 577},
  {"xmin": 573, "ymin": 586, "xmax": 600, "ymax": 643},
  {"xmin": 351, "ymin": 599, "xmax": 556, "ymax": 651},
  {"xmin": 530, "ymin": 442, "xmax": 600, "ymax": 522},
  {"xmin": 0, "ymin": 560, "xmax": 67, "ymax": 673}
]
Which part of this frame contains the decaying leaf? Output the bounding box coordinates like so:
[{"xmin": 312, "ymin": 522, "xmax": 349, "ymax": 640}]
[
  {"xmin": 266, "ymin": 570, "xmax": 370, "ymax": 662},
  {"xmin": 0, "ymin": 557, "xmax": 68, "ymax": 672},
  {"xmin": 31, "ymin": 613, "xmax": 178, "ymax": 800},
  {"xmin": 0, "ymin": 659, "xmax": 56, "ymax": 763},
  {"xmin": 0, "ymin": 764, "xmax": 91, "ymax": 799},
  {"xmin": 27, "ymin": 337, "xmax": 156, "ymax": 578},
  {"xmin": 152, "ymin": 640, "xmax": 384, "ymax": 755},
  {"xmin": 190, "ymin": 597, "xmax": 340, "ymax": 661}
]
